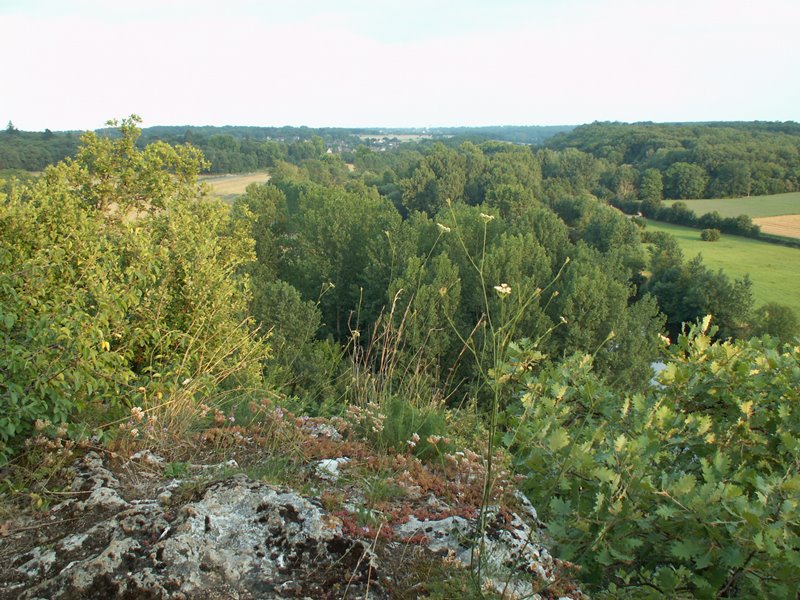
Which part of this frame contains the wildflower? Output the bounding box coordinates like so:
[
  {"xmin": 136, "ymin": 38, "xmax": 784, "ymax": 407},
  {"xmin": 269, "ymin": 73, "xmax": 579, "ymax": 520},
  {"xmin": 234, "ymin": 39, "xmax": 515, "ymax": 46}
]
[
  {"xmin": 494, "ymin": 283, "xmax": 512, "ymax": 297},
  {"xmin": 228, "ymin": 415, "xmax": 235, "ymax": 423},
  {"xmin": 436, "ymin": 223, "xmax": 451, "ymax": 233},
  {"xmin": 182, "ymin": 378, "xmax": 191, "ymax": 386},
  {"xmin": 199, "ymin": 403, "xmax": 211, "ymax": 417},
  {"xmin": 411, "ymin": 432, "xmax": 420, "ymax": 443},
  {"xmin": 427, "ymin": 434, "xmax": 442, "ymax": 445},
  {"xmin": 34, "ymin": 419, "xmax": 50, "ymax": 431},
  {"xmin": 438, "ymin": 286, "xmax": 448, "ymax": 297},
  {"xmin": 129, "ymin": 428, "xmax": 139, "ymax": 438},
  {"xmin": 479, "ymin": 212, "xmax": 495, "ymax": 223},
  {"xmin": 351, "ymin": 329, "xmax": 360, "ymax": 339},
  {"xmin": 131, "ymin": 406, "xmax": 145, "ymax": 422},
  {"xmin": 407, "ymin": 439, "xmax": 417, "ymax": 448}
]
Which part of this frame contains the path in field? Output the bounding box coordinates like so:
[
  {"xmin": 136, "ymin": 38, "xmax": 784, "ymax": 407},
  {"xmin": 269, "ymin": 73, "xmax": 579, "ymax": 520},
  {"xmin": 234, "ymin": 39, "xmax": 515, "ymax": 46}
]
[
  {"xmin": 202, "ymin": 172, "xmax": 271, "ymax": 203},
  {"xmin": 753, "ymin": 214, "xmax": 800, "ymax": 239},
  {"xmin": 645, "ymin": 220, "xmax": 800, "ymax": 315}
]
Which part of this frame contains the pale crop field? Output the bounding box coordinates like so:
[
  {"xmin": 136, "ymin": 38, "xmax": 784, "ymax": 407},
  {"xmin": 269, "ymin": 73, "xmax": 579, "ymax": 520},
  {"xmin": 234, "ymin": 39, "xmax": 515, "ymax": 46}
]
[
  {"xmin": 752, "ymin": 214, "xmax": 800, "ymax": 239},
  {"xmin": 202, "ymin": 172, "xmax": 271, "ymax": 202}
]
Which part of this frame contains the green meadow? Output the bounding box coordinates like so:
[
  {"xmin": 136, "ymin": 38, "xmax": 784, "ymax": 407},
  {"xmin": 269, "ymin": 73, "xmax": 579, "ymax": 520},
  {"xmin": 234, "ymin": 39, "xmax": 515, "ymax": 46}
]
[
  {"xmin": 664, "ymin": 192, "xmax": 800, "ymax": 218},
  {"xmin": 645, "ymin": 220, "xmax": 800, "ymax": 315}
]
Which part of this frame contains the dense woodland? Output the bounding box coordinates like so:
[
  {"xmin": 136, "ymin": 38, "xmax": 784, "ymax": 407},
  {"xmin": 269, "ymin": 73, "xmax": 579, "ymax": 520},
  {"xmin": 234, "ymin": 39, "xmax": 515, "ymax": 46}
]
[
  {"xmin": 547, "ymin": 122, "xmax": 800, "ymax": 199},
  {"xmin": 1, "ymin": 118, "xmax": 799, "ymax": 597}
]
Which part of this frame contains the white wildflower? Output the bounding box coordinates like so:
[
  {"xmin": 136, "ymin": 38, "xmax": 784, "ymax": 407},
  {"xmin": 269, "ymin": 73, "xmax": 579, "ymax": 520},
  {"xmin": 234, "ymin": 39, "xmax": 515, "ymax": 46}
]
[
  {"xmin": 436, "ymin": 223, "xmax": 451, "ymax": 233},
  {"xmin": 494, "ymin": 283, "xmax": 512, "ymax": 297}
]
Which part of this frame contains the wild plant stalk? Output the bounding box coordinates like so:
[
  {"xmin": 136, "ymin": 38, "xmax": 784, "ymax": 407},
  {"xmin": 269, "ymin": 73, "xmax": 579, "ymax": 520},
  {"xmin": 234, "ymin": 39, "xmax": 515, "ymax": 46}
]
[{"xmin": 439, "ymin": 203, "xmax": 569, "ymax": 585}]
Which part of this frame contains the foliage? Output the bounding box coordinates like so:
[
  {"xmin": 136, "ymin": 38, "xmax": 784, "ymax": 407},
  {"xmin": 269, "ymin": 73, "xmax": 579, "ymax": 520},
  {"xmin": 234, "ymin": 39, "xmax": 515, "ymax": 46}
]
[
  {"xmin": 700, "ymin": 228, "xmax": 721, "ymax": 241},
  {"xmin": 547, "ymin": 122, "xmax": 800, "ymax": 199},
  {"xmin": 750, "ymin": 303, "xmax": 799, "ymax": 345},
  {"xmin": 0, "ymin": 117, "xmax": 268, "ymax": 462},
  {"xmin": 644, "ymin": 234, "xmax": 753, "ymax": 340},
  {"xmin": 503, "ymin": 320, "xmax": 800, "ymax": 598}
]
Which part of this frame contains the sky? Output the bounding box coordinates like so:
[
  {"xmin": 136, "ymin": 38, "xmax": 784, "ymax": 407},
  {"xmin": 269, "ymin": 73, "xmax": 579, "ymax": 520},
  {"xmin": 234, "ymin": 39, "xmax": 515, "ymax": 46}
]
[{"xmin": 1, "ymin": 0, "xmax": 799, "ymax": 130}]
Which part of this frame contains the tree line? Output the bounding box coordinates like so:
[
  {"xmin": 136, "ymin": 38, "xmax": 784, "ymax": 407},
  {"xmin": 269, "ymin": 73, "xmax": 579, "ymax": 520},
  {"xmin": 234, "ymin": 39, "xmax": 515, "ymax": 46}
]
[{"xmin": 546, "ymin": 121, "xmax": 800, "ymax": 199}]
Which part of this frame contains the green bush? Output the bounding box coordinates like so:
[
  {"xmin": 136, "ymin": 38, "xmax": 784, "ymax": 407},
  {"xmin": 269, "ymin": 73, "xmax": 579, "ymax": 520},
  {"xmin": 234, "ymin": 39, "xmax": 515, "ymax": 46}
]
[
  {"xmin": 701, "ymin": 228, "xmax": 721, "ymax": 241},
  {"xmin": 0, "ymin": 117, "xmax": 268, "ymax": 461},
  {"xmin": 502, "ymin": 320, "xmax": 800, "ymax": 598}
]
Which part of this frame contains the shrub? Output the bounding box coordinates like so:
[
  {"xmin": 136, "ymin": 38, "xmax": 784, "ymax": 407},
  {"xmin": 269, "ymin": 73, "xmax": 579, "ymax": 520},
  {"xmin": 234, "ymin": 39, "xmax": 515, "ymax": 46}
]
[
  {"xmin": 0, "ymin": 117, "xmax": 269, "ymax": 462},
  {"xmin": 502, "ymin": 319, "xmax": 800, "ymax": 598},
  {"xmin": 700, "ymin": 228, "xmax": 721, "ymax": 241}
]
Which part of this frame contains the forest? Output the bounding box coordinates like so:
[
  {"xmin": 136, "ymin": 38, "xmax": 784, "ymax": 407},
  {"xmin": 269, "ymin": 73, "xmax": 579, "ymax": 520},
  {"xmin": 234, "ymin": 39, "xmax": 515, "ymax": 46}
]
[{"xmin": 1, "ymin": 117, "xmax": 799, "ymax": 598}]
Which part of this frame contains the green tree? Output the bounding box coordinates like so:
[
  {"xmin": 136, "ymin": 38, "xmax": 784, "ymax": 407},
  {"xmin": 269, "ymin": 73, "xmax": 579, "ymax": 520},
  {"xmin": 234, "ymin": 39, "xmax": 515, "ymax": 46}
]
[
  {"xmin": 664, "ymin": 162, "xmax": 709, "ymax": 199},
  {"xmin": 751, "ymin": 302, "xmax": 799, "ymax": 345},
  {"xmin": 639, "ymin": 168, "xmax": 663, "ymax": 201},
  {"xmin": 400, "ymin": 143, "xmax": 467, "ymax": 216},
  {"xmin": 0, "ymin": 116, "xmax": 267, "ymax": 461}
]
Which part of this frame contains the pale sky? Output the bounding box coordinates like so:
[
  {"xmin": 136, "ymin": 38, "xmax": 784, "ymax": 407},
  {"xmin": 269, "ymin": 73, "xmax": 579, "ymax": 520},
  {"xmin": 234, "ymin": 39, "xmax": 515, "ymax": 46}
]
[{"xmin": 1, "ymin": 0, "xmax": 798, "ymax": 130}]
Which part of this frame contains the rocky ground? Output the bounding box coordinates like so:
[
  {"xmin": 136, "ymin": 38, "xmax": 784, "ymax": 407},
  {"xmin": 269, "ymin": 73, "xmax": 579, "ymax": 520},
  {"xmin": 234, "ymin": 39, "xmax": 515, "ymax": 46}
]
[{"xmin": 0, "ymin": 415, "xmax": 582, "ymax": 599}]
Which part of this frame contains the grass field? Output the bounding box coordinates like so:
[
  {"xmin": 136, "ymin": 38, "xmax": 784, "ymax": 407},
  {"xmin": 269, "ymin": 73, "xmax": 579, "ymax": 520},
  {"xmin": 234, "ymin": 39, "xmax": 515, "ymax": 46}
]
[
  {"xmin": 645, "ymin": 220, "xmax": 800, "ymax": 315},
  {"xmin": 664, "ymin": 192, "xmax": 800, "ymax": 218},
  {"xmin": 201, "ymin": 172, "xmax": 270, "ymax": 203}
]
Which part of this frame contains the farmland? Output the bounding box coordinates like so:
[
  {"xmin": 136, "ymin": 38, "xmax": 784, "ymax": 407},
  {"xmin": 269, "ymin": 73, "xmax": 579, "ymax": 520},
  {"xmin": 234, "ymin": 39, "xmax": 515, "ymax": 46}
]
[
  {"xmin": 201, "ymin": 172, "xmax": 270, "ymax": 202},
  {"xmin": 754, "ymin": 214, "xmax": 800, "ymax": 238},
  {"xmin": 664, "ymin": 191, "xmax": 800, "ymax": 218},
  {"xmin": 644, "ymin": 220, "xmax": 800, "ymax": 314}
]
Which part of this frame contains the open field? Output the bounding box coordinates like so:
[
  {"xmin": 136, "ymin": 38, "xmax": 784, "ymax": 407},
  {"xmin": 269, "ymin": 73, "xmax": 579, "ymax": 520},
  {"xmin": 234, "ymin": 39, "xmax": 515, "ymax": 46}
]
[
  {"xmin": 201, "ymin": 172, "xmax": 270, "ymax": 202},
  {"xmin": 645, "ymin": 220, "xmax": 800, "ymax": 315},
  {"xmin": 753, "ymin": 214, "xmax": 800, "ymax": 239},
  {"xmin": 664, "ymin": 192, "xmax": 800, "ymax": 218}
]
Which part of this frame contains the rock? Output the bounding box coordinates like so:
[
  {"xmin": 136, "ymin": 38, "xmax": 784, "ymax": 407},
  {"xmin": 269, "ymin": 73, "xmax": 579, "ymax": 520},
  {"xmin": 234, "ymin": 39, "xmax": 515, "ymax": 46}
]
[
  {"xmin": 1, "ymin": 451, "xmax": 579, "ymax": 600},
  {"xmin": 314, "ymin": 457, "xmax": 350, "ymax": 482},
  {"xmin": 395, "ymin": 505, "xmax": 560, "ymax": 600},
  {"xmin": 69, "ymin": 452, "xmax": 130, "ymax": 512},
  {"xmin": 2, "ymin": 466, "xmax": 385, "ymax": 599},
  {"xmin": 129, "ymin": 450, "xmax": 165, "ymax": 468}
]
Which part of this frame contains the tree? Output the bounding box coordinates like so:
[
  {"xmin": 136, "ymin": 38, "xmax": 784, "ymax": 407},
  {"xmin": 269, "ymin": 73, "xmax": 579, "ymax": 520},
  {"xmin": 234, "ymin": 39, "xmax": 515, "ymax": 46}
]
[
  {"xmin": 751, "ymin": 302, "xmax": 799, "ymax": 344},
  {"xmin": 710, "ymin": 160, "xmax": 752, "ymax": 197},
  {"xmin": 644, "ymin": 237, "xmax": 753, "ymax": 340},
  {"xmin": 664, "ymin": 162, "xmax": 708, "ymax": 199},
  {"xmin": 639, "ymin": 168, "xmax": 663, "ymax": 201},
  {"xmin": 400, "ymin": 143, "xmax": 466, "ymax": 216},
  {"xmin": 0, "ymin": 116, "xmax": 267, "ymax": 461},
  {"xmin": 700, "ymin": 228, "xmax": 720, "ymax": 241}
]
